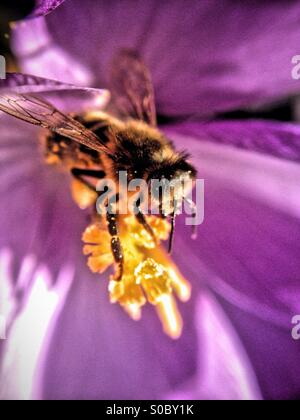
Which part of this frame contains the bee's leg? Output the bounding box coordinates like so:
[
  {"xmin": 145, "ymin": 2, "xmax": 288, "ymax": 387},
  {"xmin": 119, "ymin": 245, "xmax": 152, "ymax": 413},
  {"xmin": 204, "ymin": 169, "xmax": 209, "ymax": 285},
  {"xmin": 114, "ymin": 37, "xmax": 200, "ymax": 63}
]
[
  {"xmin": 106, "ymin": 201, "xmax": 124, "ymax": 281},
  {"xmin": 158, "ymin": 202, "xmax": 167, "ymax": 219},
  {"xmin": 184, "ymin": 198, "xmax": 198, "ymax": 240},
  {"xmin": 168, "ymin": 198, "xmax": 180, "ymax": 254},
  {"xmin": 135, "ymin": 210, "xmax": 157, "ymax": 243},
  {"xmin": 168, "ymin": 210, "xmax": 176, "ymax": 254},
  {"xmin": 71, "ymin": 168, "xmax": 106, "ymax": 192},
  {"xmin": 135, "ymin": 198, "xmax": 157, "ymax": 243}
]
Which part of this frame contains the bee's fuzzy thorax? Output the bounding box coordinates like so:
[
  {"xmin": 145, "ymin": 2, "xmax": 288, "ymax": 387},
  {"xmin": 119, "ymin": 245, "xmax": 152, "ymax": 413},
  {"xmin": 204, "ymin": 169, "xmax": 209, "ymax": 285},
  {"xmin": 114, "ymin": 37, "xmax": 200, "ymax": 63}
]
[{"xmin": 108, "ymin": 119, "xmax": 196, "ymax": 182}]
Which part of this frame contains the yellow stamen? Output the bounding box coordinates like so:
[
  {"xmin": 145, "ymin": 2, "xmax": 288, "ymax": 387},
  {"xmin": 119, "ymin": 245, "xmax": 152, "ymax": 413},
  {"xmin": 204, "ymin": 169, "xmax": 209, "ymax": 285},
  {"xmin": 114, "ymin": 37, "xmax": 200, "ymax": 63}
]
[
  {"xmin": 124, "ymin": 303, "xmax": 143, "ymax": 321},
  {"xmin": 129, "ymin": 216, "xmax": 170, "ymax": 248},
  {"xmin": 135, "ymin": 258, "xmax": 172, "ymax": 305},
  {"xmin": 71, "ymin": 179, "xmax": 98, "ymax": 210},
  {"xmin": 82, "ymin": 224, "xmax": 113, "ymax": 273},
  {"xmin": 156, "ymin": 295, "xmax": 183, "ymax": 339},
  {"xmin": 109, "ymin": 275, "xmax": 146, "ymax": 308},
  {"xmin": 82, "ymin": 215, "xmax": 191, "ymax": 338},
  {"xmin": 169, "ymin": 268, "xmax": 191, "ymax": 302}
]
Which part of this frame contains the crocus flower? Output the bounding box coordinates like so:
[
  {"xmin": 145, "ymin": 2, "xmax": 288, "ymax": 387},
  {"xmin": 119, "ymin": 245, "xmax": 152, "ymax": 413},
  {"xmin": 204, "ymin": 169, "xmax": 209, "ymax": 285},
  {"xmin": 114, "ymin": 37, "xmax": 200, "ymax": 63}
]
[{"xmin": 1, "ymin": 0, "xmax": 300, "ymax": 401}]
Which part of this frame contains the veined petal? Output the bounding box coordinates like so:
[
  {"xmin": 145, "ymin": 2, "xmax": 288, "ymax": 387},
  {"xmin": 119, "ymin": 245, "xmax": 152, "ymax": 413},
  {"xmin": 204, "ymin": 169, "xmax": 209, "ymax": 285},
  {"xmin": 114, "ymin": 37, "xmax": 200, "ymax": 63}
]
[
  {"xmin": 12, "ymin": 0, "xmax": 300, "ymax": 117},
  {"xmin": 0, "ymin": 262, "xmax": 73, "ymax": 400},
  {"xmin": 0, "ymin": 112, "xmax": 259, "ymax": 399},
  {"xmin": 0, "ymin": 111, "xmax": 85, "ymax": 399},
  {"xmin": 1, "ymin": 252, "xmax": 259, "ymax": 400},
  {"xmin": 0, "ymin": 73, "xmax": 109, "ymax": 113},
  {"xmin": 0, "ymin": 115, "xmax": 86, "ymax": 278},
  {"xmin": 166, "ymin": 124, "xmax": 300, "ymax": 399},
  {"xmin": 164, "ymin": 121, "xmax": 300, "ymax": 219},
  {"xmin": 166, "ymin": 291, "xmax": 261, "ymax": 400},
  {"xmin": 12, "ymin": 18, "xmax": 94, "ymax": 86},
  {"xmin": 37, "ymin": 259, "xmax": 260, "ymax": 400},
  {"xmin": 169, "ymin": 120, "xmax": 300, "ymax": 164},
  {"xmin": 169, "ymin": 123, "xmax": 300, "ymax": 327},
  {"xmin": 30, "ymin": 1, "xmax": 66, "ymax": 18},
  {"xmin": 219, "ymin": 297, "xmax": 300, "ymax": 400},
  {"xmin": 34, "ymin": 120, "xmax": 300, "ymax": 400}
]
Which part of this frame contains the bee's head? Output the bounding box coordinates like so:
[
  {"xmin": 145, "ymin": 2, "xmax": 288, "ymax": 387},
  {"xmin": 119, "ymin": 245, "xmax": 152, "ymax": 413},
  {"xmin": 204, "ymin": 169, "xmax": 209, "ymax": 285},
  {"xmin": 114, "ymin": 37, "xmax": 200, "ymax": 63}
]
[{"xmin": 147, "ymin": 154, "xmax": 197, "ymax": 216}]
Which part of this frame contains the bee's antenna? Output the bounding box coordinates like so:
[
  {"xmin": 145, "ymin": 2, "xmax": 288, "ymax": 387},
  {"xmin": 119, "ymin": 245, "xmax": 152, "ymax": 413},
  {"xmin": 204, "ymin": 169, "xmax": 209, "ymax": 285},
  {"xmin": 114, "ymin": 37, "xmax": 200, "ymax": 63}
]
[
  {"xmin": 168, "ymin": 211, "xmax": 176, "ymax": 254},
  {"xmin": 168, "ymin": 197, "xmax": 179, "ymax": 254}
]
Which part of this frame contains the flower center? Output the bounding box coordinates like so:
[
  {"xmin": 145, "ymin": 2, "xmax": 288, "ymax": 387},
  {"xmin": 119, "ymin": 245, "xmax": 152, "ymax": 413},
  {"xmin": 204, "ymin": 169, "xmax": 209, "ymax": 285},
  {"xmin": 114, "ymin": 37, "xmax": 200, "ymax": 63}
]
[{"xmin": 82, "ymin": 215, "xmax": 191, "ymax": 339}]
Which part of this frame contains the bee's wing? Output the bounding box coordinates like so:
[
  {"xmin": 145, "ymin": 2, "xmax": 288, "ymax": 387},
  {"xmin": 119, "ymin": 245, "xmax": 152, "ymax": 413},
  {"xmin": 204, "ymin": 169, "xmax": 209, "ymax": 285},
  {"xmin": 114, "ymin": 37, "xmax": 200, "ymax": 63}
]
[
  {"xmin": 110, "ymin": 49, "xmax": 157, "ymax": 126},
  {"xmin": 0, "ymin": 92, "xmax": 111, "ymax": 154}
]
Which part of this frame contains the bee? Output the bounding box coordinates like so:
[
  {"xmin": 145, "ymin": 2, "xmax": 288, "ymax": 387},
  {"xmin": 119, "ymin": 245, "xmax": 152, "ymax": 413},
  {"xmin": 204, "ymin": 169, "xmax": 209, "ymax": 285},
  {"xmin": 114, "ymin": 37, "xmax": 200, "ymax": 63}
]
[{"xmin": 0, "ymin": 50, "xmax": 197, "ymax": 280}]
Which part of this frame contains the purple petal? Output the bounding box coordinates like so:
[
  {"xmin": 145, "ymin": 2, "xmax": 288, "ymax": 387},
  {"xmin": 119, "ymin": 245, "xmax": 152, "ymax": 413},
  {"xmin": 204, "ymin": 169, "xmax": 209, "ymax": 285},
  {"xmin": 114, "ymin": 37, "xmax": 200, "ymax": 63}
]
[
  {"xmin": 170, "ymin": 120, "xmax": 300, "ymax": 164},
  {"xmin": 167, "ymin": 124, "xmax": 300, "ymax": 399},
  {"xmin": 0, "ymin": 73, "xmax": 109, "ymax": 113},
  {"xmin": 0, "ymin": 115, "xmax": 85, "ymax": 279},
  {"xmin": 37, "ymin": 265, "xmax": 196, "ymax": 400},
  {"xmin": 37, "ymin": 281, "xmax": 260, "ymax": 400},
  {"xmin": 1, "ymin": 112, "xmax": 299, "ymax": 398},
  {"xmin": 0, "ymin": 260, "xmax": 73, "ymax": 400},
  {"xmin": 30, "ymin": 0, "xmax": 66, "ymax": 18},
  {"xmin": 168, "ymin": 123, "xmax": 300, "ymax": 327},
  {"xmin": 0, "ymin": 116, "xmax": 260, "ymax": 399},
  {"xmin": 12, "ymin": 18, "xmax": 94, "ymax": 86},
  {"xmin": 220, "ymin": 298, "xmax": 300, "ymax": 400},
  {"xmin": 12, "ymin": 0, "xmax": 300, "ymax": 117},
  {"xmin": 1, "ymin": 260, "xmax": 259, "ymax": 399},
  {"xmin": 167, "ymin": 291, "xmax": 261, "ymax": 400},
  {"xmin": 0, "ymin": 115, "xmax": 86, "ymax": 398},
  {"xmin": 165, "ymin": 122, "xmax": 300, "ymax": 220}
]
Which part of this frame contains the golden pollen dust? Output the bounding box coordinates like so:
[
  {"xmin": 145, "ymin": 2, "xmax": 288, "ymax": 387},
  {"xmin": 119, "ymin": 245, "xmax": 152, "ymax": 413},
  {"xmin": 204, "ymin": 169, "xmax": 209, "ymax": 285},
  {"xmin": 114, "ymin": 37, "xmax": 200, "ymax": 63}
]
[{"xmin": 82, "ymin": 214, "xmax": 191, "ymax": 339}]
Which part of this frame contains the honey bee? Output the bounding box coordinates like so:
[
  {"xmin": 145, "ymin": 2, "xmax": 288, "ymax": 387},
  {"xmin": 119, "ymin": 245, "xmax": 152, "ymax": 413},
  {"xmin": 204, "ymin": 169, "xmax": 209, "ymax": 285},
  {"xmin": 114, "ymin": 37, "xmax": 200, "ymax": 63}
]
[{"xmin": 0, "ymin": 50, "xmax": 197, "ymax": 280}]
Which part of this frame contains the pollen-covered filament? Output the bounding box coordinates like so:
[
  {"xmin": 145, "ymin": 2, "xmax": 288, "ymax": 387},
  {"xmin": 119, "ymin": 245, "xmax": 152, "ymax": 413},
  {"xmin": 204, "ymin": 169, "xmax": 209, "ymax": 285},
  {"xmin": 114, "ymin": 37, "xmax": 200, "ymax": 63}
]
[{"xmin": 82, "ymin": 216, "xmax": 191, "ymax": 339}]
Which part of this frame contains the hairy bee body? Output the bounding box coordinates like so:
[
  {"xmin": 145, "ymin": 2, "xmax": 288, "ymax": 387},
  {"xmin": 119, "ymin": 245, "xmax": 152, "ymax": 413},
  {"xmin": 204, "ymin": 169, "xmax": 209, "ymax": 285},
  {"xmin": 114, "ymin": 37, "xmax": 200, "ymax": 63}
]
[
  {"xmin": 43, "ymin": 114, "xmax": 107, "ymax": 170},
  {"xmin": 43, "ymin": 112, "xmax": 196, "ymax": 187},
  {"xmin": 0, "ymin": 50, "xmax": 197, "ymax": 280}
]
